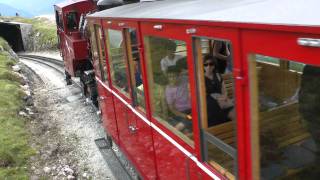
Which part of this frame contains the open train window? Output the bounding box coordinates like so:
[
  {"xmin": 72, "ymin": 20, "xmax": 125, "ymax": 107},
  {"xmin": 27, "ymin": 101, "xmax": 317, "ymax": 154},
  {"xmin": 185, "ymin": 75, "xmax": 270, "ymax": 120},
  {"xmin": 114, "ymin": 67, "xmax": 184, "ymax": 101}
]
[
  {"xmin": 105, "ymin": 29, "xmax": 130, "ymax": 96},
  {"xmin": 144, "ymin": 36, "xmax": 194, "ymax": 145},
  {"xmin": 55, "ymin": 11, "xmax": 64, "ymax": 30},
  {"xmin": 249, "ymin": 55, "xmax": 320, "ymax": 179},
  {"xmin": 66, "ymin": 11, "xmax": 78, "ymax": 31},
  {"xmin": 193, "ymin": 37, "xmax": 237, "ymax": 179},
  {"xmin": 124, "ymin": 28, "xmax": 146, "ymax": 110},
  {"xmin": 94, "ymin": 25, "xmax": 108, "ymax": 82}
]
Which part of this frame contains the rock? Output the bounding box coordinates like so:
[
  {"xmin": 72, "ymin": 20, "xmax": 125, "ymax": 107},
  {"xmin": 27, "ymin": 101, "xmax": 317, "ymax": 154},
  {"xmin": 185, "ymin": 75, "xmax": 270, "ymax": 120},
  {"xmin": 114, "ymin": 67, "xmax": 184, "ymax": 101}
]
[
  {"xmin": 12, "ymin": 65, "xmax": 21, "ymax": 72},
  {"xmin": 34, "ymin": 169, "xmax": 42, "ymax": 175},
  {"xmin": 58, "ymin": 170, "xmax": 66, "ymax": 176},
  {"xmin": 63, "ymin": 165, "xmax": 74, "ymax": 175},
  {"xmin": 25, "ymin": 96, "xmax": 34, "ymax": 106},
  {"xmin": 43, "ymin": 166, "xmax": 51, "ymax": 174},
  {"xmin": 67, "ymin": 175, "xmax": 75, "ymax": 180},
  {"xmin": 19, "ymin": 111, "xmax": 27, "ymax": 117},
  {"xmin": 25, "ymin": 90, "xmax": 31, "ymax": 97},
  {"xmin": 82, "ymin": 172, "xmax": 88, "ymax": 178}
]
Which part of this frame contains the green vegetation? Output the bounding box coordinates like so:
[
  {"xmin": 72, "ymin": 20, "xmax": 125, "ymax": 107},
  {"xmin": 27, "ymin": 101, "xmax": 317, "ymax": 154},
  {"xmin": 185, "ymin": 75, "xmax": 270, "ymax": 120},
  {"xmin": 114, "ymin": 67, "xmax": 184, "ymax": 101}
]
[
  {"xmin": 0, "ymin": 16, "xmax": 57, "ymax": 51},
  {"xmin": 0, "ymin": 37, "xmax": 35, "ymax": 179}
]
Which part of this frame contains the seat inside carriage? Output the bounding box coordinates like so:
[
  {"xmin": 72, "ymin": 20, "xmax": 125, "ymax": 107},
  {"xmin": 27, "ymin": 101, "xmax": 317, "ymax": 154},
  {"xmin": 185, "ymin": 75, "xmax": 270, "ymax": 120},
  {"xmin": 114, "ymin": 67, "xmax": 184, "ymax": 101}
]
[{"xmin": 205, "ymin": 56, "xmax": 319, "ymax": 179}]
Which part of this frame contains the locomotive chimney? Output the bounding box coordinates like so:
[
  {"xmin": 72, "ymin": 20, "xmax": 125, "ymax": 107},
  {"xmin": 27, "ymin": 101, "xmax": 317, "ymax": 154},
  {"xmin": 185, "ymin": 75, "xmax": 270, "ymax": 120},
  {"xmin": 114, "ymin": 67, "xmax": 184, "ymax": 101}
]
[{"xmin": 96, "ymin": 0, "xmax": 123, "ymax": 10}]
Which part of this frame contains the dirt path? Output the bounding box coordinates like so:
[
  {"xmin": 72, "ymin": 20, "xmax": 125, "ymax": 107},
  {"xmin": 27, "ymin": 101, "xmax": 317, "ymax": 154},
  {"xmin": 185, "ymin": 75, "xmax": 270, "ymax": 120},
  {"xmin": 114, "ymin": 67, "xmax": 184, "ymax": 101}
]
[{"xmin": 20, "ymin": 59, "xmax": 117, "ymax": 180}]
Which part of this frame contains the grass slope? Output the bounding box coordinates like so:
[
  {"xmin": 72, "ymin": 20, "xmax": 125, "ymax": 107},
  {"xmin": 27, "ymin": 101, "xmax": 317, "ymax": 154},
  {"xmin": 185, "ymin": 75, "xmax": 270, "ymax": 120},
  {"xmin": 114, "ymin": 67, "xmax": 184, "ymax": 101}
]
[{"xmin": 0, "ymin": 37, "xmax": 35, "ymax": 179}]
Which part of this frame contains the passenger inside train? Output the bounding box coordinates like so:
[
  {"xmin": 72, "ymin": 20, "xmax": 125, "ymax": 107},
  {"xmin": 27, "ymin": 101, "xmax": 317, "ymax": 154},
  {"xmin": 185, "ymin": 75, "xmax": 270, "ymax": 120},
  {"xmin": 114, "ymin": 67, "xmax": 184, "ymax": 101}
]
[
  {"xmin": 203, "ymin": 55, "xmax": 235, "ymax": 126},
  {"xmin": 165, "ymin": 65, "xmax": 192, "ymax": 135},
  {"xmin": 213, "ymin": 40, "xmax": 232, "ymax": 73},
  {"xmin": 160, "ymin": 41, "xmax": 183, "ymax": 73},
  {"xmin": 145, "ymin": 36, "xmax": 194, "ymax": 141}
]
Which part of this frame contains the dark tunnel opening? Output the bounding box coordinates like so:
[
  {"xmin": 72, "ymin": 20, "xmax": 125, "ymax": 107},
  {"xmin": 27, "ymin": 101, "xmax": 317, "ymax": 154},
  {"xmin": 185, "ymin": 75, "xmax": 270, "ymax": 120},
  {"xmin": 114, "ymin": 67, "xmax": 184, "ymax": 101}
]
[{"xmin": 0, "ymin": 22, "xmax": 25, "ymax": 52}]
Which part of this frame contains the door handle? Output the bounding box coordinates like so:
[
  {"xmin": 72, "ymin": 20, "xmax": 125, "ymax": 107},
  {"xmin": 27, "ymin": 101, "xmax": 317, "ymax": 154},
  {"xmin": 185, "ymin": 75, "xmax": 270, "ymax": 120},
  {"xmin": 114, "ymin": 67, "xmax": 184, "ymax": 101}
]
[
  {"xmin": 128, "ymin": 125, "xmax": 138, "ymax": 134},
  {"xmin": 98, "ymin": 96, "xmax": 107, "ymax": 101}
]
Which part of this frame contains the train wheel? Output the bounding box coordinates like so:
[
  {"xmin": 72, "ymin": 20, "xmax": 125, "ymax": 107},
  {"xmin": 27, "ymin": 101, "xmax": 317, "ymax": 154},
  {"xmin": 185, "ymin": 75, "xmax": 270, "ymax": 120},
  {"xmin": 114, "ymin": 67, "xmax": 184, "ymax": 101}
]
[
  {"xmin": 80, "ymin": 77, "xmax": 88, "ymax": 98},
  {"xmin": 88, "ymin": 81, "xmax": 98, "ymax": 108},
  {"xmin": 65, "ymin": 71, "xmax": 72, "ymax": 85},
  {"xmin": 106, "ymin": 134, "xmax": 113, "ymax": 149}
]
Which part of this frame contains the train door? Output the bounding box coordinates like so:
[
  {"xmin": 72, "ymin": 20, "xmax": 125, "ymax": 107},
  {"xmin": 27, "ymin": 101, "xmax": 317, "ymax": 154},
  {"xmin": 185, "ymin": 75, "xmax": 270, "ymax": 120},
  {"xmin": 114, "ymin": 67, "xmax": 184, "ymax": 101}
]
[
  {"xmin": 103, "ymin": 20, "xmax": 156, "ymax": 179},
  {"xmin": 189, "ymin": 26, "xmax": 242, "ymax": 180},
  {"xmin": 141, "ymin": 22, "xmax": 202, "ymax": 179},
  {"xmin": 242, "ymin": 29, "xmax": 320, "ymax": 179},
  {"xmin": 90, "ymin": 21, "xmax": 119, "ymax": 144}
]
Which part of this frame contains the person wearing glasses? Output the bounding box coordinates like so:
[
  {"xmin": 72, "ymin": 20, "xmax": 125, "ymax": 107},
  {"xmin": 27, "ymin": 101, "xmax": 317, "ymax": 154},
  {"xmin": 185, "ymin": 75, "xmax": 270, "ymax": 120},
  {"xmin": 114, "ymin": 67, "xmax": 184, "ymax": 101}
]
[{"xmin": 204, "ymin": 55, "xmax": 235, "ymax": 126}]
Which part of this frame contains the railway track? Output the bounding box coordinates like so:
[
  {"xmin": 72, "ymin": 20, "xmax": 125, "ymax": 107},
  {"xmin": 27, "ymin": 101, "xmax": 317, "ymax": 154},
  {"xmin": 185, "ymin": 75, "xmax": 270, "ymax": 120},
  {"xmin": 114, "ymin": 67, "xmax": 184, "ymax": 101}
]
[
  {"xmin": 19, "ymin": 54, "xmax": 84, "ymax": 91},
  {"xmin": 18, "ymin": 54, "xmax": 138, "ymax": 180}
]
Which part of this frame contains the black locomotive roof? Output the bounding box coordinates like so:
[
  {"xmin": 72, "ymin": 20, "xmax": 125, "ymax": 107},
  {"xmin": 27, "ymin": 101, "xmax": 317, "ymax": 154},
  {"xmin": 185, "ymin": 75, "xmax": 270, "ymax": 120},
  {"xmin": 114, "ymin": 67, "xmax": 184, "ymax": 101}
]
[{"xmin": 88, "ymin": 0, "xmax": 320, "ymax": 27}]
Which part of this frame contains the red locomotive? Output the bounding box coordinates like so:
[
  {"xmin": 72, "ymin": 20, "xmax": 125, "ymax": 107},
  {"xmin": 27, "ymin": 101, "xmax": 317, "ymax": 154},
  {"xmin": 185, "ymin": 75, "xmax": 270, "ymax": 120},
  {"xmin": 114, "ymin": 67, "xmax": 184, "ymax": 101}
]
[
  {"xmin": 58, "ymin": 0, "xmax": 320, "ymax": 179},
  {"xmin": 54, "ymin": 0, "xmax": 137, "ymax": 106},
  {"xmin": 54, "ymin": 0, "xmax": 98, "ymax": 104}
]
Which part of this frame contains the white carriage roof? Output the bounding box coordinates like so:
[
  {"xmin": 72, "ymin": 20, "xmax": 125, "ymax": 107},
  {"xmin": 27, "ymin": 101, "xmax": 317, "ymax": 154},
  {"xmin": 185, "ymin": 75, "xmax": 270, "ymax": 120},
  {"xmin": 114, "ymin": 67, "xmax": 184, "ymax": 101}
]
[{"xmin": 89, "ymin": 0, "xmax": 320, "ymax": 27}]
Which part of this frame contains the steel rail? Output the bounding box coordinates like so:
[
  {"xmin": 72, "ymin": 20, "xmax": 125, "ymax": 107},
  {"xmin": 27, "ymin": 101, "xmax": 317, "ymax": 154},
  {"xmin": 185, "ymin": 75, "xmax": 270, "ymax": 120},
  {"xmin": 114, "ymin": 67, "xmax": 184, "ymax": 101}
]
[{"xmin": 19, "ymin": 54, "xmax": 64, "ymax": 67}]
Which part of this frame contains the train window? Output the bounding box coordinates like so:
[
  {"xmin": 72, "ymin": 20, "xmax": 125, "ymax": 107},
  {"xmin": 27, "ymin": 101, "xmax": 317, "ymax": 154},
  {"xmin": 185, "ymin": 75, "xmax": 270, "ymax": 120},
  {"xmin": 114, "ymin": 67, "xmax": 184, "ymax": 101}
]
[
  {"xmin": 94, "ymin": 25, "xmax": 108, "ymax": 82},
  {"xmin": 124, "ymin": 29, "xmax": 145, "ymax": 110},
  {"xmin": 144, "ymin": 36, "xmax": 194, "ymax": 144},
  {"xmin": 193, "ymin": 37, "xmax": 237, "ymax": 179},
  {"xmin": 106, "ymin": 29, "xmax": 130, "ymax": 96},
  {"xmin": 289, "ymin": 61, "xmax": 305, "ymax": 73},
  {"xmin": 89, "ymin": 25, "xmax": 104, "ymax": 81},
  {"xmin": 56, "ymin": 11, "xmax": 64, "ymax": 30},
  {"xmin": 66, "ymin": 11, "xmax": 78, "ymax": 31},
  {"xmin": 89, "ymin": 26, "xmax": 98, "ymax": 60},
  {"xmin": 249, "ymin": 55, "xmax": 320, "ymax": 179},
  {"xmin": 256, "ymin": 54, "xmax": 280, "ymax": 66}
]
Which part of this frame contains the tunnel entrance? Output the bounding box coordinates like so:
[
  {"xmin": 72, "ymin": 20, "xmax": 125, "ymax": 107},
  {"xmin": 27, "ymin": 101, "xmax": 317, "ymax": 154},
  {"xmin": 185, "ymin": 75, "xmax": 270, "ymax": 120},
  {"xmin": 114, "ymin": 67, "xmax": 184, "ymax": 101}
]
[{"xmin": 0, "ymin": 21, "xmax": 32, "ymax": 52}]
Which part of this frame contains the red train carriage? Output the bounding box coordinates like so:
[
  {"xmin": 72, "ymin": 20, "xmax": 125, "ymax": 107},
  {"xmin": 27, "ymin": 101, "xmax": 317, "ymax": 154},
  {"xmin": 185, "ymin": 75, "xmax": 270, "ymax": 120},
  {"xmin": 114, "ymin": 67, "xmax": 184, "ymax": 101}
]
[{"xmin": 87, "ymin": 0, "xmax": 320, "ymax": 179}]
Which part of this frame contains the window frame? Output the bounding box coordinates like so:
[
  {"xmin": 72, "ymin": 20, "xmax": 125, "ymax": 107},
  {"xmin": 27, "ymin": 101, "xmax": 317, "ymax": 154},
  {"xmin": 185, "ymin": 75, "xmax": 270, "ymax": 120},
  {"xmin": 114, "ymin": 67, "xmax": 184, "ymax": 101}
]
[
  {"xmin": 243, "ymin": 29, "xmax": 320, "ymax": 180},
  {"xmin": 102, "ymin": 20, "xmax": 147, "ymax": 108},
  {"xmin": 65, "ymin": 11, "xmax": 78, "ymax": 31},
  {"xmin": 93, "ymin": 24, "xmax": 109, "ymax": 83},
  {"xmin": 192, "ymin": 36, "xmax": 238, "ymax": 179},
  {"xmin": 140, "ymin": 22, "xmax": 200, "ymax": 152}
]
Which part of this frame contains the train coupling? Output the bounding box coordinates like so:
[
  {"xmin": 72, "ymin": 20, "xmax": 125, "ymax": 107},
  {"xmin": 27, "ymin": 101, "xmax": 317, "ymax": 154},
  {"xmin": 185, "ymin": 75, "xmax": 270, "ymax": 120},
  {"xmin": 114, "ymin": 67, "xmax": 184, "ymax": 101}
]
[{"xmin": 83, "ymin": 70, "xmax": 95, "ymax": 84}]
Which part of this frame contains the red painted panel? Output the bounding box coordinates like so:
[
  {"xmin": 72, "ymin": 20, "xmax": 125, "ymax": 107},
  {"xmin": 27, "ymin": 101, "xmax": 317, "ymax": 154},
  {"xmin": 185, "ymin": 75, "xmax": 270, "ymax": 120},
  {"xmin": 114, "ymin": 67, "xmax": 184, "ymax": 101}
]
[
  {"xmin": 189, "ymin": 161, "xmax": 226, "ymax": 180},
  {"xmin": 97, "ymin": 82, "xmax": 119, "ymax": 143},
  {"xmin": 242, "ymin": 30, "xmax": 320, "ymax": 66},
  {"xmin": 133, "ymin": 112, "xmax": 157, "ymax": 179},
  {"xmin": 113, "ymin": 96, "xmax": 156, "ymax": 178},
  {"xmin": 113, "ymin": 97, "xmax": 130, "ymax": 150},
  {"xmin": 152, "ymin": 130, "xmax": 189, "ymax": 179}
]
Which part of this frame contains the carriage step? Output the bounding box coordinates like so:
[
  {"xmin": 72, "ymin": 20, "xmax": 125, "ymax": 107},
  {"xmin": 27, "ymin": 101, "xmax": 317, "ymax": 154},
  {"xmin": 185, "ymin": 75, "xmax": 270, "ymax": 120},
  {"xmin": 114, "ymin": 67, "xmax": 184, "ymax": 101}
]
[
  {"xmin": 95, "ymin": 138, "xmax": 111, "ymax": 149},
  {"xmin": 94, "ymin": 138, "xmax": 132, "ymax": 180}
]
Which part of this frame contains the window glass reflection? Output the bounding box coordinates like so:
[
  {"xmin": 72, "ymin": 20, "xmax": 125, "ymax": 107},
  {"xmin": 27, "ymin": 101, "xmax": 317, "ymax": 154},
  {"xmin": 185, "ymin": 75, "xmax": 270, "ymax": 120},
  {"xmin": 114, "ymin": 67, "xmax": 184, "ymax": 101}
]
[
  {"xmin": 144, "ymin": 36, "xmax": 193, "ymax": 144},
  {"xmin": 250, "ymin": 55, "xmax": 320, "ymax": 179}
]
